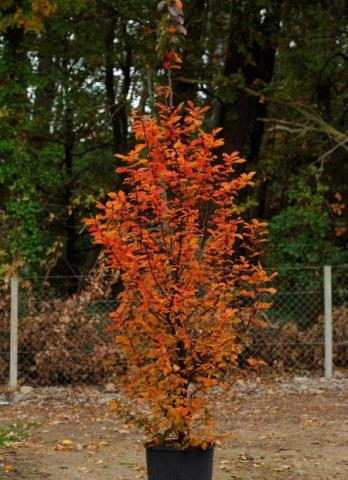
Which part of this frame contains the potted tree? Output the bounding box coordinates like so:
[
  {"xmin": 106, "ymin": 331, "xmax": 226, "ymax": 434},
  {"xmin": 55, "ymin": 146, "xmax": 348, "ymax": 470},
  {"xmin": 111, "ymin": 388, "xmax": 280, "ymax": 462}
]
[
  {"xmin": 86, "ymin": 98, "xmax": 274, "ymax": 479},
  {"xmin": 86, "ymin": 3, "xmax": 274, "ymax": 479}
]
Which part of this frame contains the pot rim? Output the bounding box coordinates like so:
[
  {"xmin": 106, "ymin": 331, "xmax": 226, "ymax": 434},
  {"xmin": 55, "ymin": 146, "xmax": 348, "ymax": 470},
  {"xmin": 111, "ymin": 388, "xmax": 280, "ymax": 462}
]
[{"xmin": 145, "ymin": 444, "xmax": 215, "ymax": 452}]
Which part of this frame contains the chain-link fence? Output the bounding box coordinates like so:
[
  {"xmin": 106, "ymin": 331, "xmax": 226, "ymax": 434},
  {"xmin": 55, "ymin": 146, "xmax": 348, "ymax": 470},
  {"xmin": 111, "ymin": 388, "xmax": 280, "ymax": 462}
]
[
  {"xmin": 0, "ymin": 272, "xmax": 121, "ymax": 386},
  {"xmin": 16, "ymin": 277, "xmax": 119, "ymax": 385},
  {"xmin": 0, "ymin": 278, "xmax": 10, "ymax": 385},
  {"xmin": 0, "ymin": 266, "xmax": 347, "ymax": 386},
  {"xmin": 332, "ymin": 266, "xmax": 348, "ymax": 368},
  {"xmin": 241, "ymin": 266, "xmax": 348, "ymax": 374}
]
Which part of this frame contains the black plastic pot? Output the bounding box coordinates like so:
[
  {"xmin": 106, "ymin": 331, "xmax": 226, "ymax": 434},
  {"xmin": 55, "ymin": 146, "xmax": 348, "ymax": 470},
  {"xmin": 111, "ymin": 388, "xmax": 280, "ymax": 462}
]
[{"xmin": 146, "ymin": 445, "xmax": 214, "ymax": 480}]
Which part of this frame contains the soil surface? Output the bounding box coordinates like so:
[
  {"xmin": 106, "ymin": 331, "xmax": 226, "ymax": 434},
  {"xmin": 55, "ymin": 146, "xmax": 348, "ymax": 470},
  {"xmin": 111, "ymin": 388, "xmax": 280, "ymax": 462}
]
[{"xmin": 0, "ymin": 375, "xmax": 347, "ymax": 480}]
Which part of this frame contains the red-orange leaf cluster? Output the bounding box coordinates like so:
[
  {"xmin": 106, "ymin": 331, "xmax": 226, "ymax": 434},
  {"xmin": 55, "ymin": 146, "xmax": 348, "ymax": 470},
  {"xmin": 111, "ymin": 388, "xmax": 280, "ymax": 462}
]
[
  {"xmin": 157, "ymin": 0, "xmax": 186, "ymax": 71},
  {"xmin": 86, "ymin": 101, "xmax": 273, "ymax": 448}
]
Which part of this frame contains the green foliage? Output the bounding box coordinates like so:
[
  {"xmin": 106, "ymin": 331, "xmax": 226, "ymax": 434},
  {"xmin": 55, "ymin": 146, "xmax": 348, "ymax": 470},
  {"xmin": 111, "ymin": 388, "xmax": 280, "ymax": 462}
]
[
  {"xmin": 266, "ymin": 168, "xmax": 347, "ymax": 326},
  {"xmin": 267, "ymin": 169, "xmax": 342, "ymax": 267},
  {"xmin": 0, "ymin": 0, "xmax": 347, "ymax": 280}
]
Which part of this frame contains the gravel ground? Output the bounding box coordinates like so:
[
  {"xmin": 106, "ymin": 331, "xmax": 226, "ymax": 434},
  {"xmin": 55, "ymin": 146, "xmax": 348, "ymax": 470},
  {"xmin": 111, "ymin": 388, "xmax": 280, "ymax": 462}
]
[{"xmin": 0, "ymin": 374, "xmax": 347, "ymax": 479}]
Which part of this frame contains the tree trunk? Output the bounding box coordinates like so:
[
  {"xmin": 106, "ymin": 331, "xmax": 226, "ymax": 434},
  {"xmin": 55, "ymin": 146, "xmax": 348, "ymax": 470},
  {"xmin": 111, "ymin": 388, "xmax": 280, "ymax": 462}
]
[
  {"xmin": 33, "ymin": 32, "xmax": 56, "ymax": 140},
  {"xmin": 217, "ymin": 2, "xmax": 281, "ymax": 160},
  {"xmin": 64, "ymin": 107, "xmax": 77, "ymax": 278},
  {"xmin": 105, "ymin": 16, "xmax": 130, "ymax": 156},
  {"xmin": 173, "ymin": 0, "xmax": 207, "ymax": 105}
]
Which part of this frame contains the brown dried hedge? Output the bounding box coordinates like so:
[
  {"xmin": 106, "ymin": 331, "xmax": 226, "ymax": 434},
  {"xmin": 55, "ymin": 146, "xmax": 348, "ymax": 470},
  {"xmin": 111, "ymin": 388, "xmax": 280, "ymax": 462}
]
[
  {"xmin": 244, "ymin": 307, "xmax": 348, "ymax": 371},
  {"xmin": 1, "ymin": 266, "xmax": 347, "ymax": 384}
]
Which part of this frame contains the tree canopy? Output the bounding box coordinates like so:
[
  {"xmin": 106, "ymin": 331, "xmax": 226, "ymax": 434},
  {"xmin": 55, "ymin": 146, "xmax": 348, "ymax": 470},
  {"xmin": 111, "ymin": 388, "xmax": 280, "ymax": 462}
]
[{"xmin": 0, "ymin": 0, "xmax": 347, "ymax": 280}]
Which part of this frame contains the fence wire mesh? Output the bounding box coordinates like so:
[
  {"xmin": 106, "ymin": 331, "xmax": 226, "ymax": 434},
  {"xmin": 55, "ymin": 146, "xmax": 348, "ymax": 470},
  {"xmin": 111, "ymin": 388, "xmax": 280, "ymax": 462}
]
[
  {"xmin": 243, "ymin": 267, "xmax": 324, "ymax": 372},
  {"xmin": 0, "ymin": 278, "xmax": 10, "ymax": 384},
  {"xmin": 332, "ymin": 267, "xmax": 348, "ymax": 368},
  {"xmin": 15, "ymin": 274, "xmax": 120, "ymax": 386},
  {"xmin": 0, "ymin": 266, "xmax": 347, "ymax": 385}
]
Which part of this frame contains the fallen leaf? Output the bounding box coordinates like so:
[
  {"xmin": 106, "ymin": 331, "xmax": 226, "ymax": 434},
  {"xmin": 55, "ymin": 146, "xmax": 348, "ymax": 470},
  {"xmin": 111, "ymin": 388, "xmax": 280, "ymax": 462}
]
[
  {"xmin": 55, "ymin": 439, "xmax": 74, "ymax": 450},
  {"xmin": 4, "ymin": 464, "xmax": 16, "ymax": 473}
]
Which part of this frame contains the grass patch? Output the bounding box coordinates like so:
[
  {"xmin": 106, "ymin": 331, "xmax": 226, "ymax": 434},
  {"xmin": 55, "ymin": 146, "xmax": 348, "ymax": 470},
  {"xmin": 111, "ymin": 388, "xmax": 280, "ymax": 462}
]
[
  {"xmin": 24, "ymin": 419, "xmax": 42, "ymax": 428},
  {"xmin": 0, "ymin": 425, "xmax": 28, "ymax": 447}
]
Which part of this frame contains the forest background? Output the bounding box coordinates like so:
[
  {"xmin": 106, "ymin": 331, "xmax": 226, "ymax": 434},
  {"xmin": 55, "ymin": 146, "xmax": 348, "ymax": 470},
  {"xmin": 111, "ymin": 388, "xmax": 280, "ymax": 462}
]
[{"xmin": 0, "ymin": 0, "xmax": 347, "ymax": 291}]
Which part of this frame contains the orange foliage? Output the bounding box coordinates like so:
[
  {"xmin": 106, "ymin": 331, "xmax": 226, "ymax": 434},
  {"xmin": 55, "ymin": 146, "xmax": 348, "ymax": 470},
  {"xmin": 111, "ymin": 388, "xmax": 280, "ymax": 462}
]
[
  {"xmin": 157, "ymin": 0, "xmax": 186, "ymax": 71},
  {"xmin": 13, "ymin": 1, "xmax": 56, "ymax": 32},
  {"xmin": 86, "ymin": 101, "xmax": 273, "ymax": 448}
]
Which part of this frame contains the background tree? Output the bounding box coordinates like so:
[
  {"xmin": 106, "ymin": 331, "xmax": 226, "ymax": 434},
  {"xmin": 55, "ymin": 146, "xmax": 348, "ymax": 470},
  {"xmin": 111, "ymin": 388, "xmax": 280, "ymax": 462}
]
[{"xmin": 0, "ymin": 0, "xmax": 347, "ymax": 283}]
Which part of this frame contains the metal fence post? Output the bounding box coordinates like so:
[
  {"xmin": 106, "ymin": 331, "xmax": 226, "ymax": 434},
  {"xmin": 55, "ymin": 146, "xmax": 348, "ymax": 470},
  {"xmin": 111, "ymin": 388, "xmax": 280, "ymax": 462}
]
[
  {"xmin": 9, "ymin": 277, "xmax": 18, "ymax": 388},
  {"xmin": 324, "ymin": 266, "xmax": 333, "ymax": 379}
]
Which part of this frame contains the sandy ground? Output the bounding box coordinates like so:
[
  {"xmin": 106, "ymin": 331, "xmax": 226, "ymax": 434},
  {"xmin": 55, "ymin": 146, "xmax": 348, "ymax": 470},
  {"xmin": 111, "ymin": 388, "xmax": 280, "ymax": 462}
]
[{"xmin": 0, "ymin": 376, "xmax": 348, "ymax": 479}]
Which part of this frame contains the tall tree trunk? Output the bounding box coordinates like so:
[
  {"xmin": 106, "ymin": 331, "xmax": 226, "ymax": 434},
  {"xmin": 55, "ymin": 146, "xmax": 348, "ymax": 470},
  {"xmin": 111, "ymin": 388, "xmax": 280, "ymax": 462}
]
[
  {"xmin": 218, "ymin": 2, "xmax": 281, "ymax": 160},
  {"xmin": 173, "ymin": 0, "xmax": 207, "ymax": 104},
  {"xmin": 105, "ymin": 16, "xmax": 130, "ymax": 156},
  {"xmin": 3, "ymin": 19, "xmax": 29, "ymax": 126},
  {"xmin": 33, "ymin": 31, "xmax": 56, "ymax": 139},
  {"xmin": 64, "ymin": 107, "xmax": 77, "ymax": 277}
]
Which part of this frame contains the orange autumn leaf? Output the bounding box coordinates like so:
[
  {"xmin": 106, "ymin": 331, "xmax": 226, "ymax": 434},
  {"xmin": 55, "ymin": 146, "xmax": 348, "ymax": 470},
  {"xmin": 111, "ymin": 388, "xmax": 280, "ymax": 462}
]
[{"xmin": 86, "ymin": 100, "xmax": 274, "ymax": 449}]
